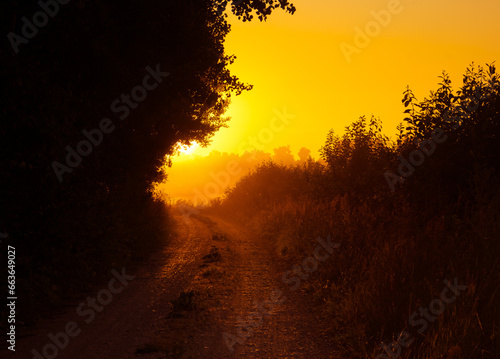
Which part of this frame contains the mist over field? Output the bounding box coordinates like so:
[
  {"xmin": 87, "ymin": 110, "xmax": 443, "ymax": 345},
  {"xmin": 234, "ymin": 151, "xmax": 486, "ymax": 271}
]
[
  {"xmin": 161, "ymin": 146, "xmax": 317, "ymax": 203},
  {"xmin": 2, "ymin": 0, "xmax": 499, "ymax": 358}
]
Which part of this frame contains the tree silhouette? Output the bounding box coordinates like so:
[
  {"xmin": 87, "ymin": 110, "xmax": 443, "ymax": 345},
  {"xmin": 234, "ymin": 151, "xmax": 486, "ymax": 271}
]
[
  {"xmin": 0, "ymin": 0, "xmax": 296, "ymax": 323},
  {"xmin": 272, "ymin": 145, "xmax": 295, "ymax": 165},
  {"xmin": 320, "ymin": 116, "xmax": 394, "ymax": 199},
  {"xmin": 214, "ymin": 0, "xmax": 296, "ymax": 21},
  {"xmin": 298, "ymin": 147, "xmax": 311, "ymax": 162}
]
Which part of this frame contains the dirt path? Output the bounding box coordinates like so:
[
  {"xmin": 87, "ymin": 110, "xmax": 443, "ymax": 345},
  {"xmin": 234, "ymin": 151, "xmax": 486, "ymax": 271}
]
[{"xmin": 10, "ymin": 211, "xmax": 338, "ymax": 359}]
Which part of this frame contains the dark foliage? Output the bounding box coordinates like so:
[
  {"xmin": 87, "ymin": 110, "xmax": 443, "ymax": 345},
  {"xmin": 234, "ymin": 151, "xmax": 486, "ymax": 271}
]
[
  {"xmin": 212, "ymin": 64, "xmax": 500, "ymax": 358},
  {"xmin": 0, "ymin": 0, "xmax": 292, "ymax": 325}
]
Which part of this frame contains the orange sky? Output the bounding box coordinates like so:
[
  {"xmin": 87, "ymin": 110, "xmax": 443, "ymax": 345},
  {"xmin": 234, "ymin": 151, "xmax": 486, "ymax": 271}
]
[{"xmin": 160, "ymin": 0, "xmax": 500, "ymax": 201}]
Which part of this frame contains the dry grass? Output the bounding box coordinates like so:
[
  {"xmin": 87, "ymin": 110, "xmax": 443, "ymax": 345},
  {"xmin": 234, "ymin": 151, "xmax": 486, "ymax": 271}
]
[{"xmin": 247, "ymin": 193, "xmax": 499, "ymax": 358}]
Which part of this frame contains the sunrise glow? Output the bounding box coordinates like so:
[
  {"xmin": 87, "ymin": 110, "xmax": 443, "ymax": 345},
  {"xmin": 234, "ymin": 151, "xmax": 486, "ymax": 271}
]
[
  {"xmin": 164, "ymin": 0, "xmax": 500, "ymax": 201},
  {"xmin": 7, "ymin": 1, "xmax": 499, "ymax": 356}
]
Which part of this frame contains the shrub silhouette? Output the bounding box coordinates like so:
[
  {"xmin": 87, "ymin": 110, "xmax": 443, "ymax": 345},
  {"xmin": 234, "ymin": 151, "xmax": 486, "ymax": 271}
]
[{"xmin": 212, "ymin": 63, "xmax": 500, "ymax": 358}]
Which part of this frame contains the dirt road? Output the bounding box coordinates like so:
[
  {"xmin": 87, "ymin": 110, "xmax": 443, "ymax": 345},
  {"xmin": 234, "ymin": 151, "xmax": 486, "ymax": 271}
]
[{"xmin": 11, "ymin": 211, "xmax": 338, "ymax": 359}]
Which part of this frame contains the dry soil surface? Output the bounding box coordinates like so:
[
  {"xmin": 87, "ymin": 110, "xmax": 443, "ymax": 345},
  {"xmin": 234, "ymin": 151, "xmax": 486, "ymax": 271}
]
[{"xmin": 9, "ymin": 211, "xmax": 338, "ymax": 359}]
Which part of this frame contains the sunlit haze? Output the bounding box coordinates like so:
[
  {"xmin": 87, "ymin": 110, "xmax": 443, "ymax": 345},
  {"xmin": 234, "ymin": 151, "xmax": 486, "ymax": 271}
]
[
  {"xmin": 6, "ymin": 0, "xmax": 499, "ymax": 356},
  {"xmin": 163, "ymin": 0, "xmax": 500, "ymax": 201}
]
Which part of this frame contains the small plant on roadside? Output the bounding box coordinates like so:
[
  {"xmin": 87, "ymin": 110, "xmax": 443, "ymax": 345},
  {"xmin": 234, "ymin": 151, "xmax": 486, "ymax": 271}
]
[
  {"xmin": 170, "ymin": 290, "xmax": 199, "ymax": 313},
  {"xmin": 202, "ymin": 246, "xmax": 222, "ymax": 263}
]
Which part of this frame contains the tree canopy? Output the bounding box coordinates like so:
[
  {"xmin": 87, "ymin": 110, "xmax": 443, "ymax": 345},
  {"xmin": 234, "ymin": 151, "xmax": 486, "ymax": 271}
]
[{"xmin": 0, "ymin": 0, "xmax": 295, "ymax": 323}]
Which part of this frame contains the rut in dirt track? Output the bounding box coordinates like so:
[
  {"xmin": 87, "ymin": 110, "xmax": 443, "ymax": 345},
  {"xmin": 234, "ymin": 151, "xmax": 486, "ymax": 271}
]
[
  {"xmin": 198, "ymin": 215, "xmax": 338, "ymax": 359},
  {"xmin": 11, "ymin": 211, "xmax": 338, "ymax": 359}
]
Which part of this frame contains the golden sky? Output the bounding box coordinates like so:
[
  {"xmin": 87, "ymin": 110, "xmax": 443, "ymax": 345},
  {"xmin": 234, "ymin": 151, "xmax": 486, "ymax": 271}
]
[
  {"xmin": 162, "ymin": 0, "xmax": 500, "ymax": 201},
  {"xmin": 175, "ymin": 0, "xmax": 500, "ymax": 161}
]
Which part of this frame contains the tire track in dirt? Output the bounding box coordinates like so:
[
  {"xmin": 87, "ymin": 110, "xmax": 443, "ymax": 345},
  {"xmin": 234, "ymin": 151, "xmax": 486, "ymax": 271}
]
[
  {"xmin": 11, "ymin": 211, "xmax": 338, "ymax": 359},
  {"xmin": 12, "ymin": 211, "xmax": 213, "ymax": 359},
  {"xmin": 180, "ymin": 215, "xmax": 338, "ymax": 359}
]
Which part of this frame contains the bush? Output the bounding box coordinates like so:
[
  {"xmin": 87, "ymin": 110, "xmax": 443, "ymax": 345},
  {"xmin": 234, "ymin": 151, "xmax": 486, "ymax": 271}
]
[{"xmin": 213, "ymin": 64, "xmax": 500, "ymax": 358}]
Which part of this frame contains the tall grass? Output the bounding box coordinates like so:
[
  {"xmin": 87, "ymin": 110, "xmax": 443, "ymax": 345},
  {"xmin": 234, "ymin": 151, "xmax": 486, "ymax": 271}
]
[
  {"xmin": 226, "ymin": 184, "xmax": 498, "ymax": 358},
  {"xmin": 211, "ymin": 65, "xmax": 500, "ymax": 358}
]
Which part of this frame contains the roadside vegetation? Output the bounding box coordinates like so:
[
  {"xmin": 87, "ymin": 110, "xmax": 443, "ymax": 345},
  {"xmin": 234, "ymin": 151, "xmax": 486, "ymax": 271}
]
[
  {"xmin": 0, "ymin": 0, "xmax": 294, "ymax": 328},
  {"xmin": 207, "ymin": 64, "xmax": 500, "ymax": 358}
]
